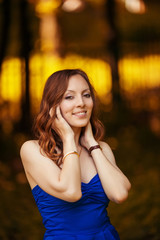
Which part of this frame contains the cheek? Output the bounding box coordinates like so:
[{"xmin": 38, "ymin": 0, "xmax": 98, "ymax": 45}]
[
  {"xmin": 89, "ymin": 100, "xmax": 94, "ymax": 111},
  {"xmin": 60, "ymin": 102, "xmax": 72, "ymax": 115}
]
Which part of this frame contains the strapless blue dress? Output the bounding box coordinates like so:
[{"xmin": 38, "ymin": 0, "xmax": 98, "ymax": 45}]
[{"xmin": 32, "ymin": 173, "xmax": 120, "ymax": 239}]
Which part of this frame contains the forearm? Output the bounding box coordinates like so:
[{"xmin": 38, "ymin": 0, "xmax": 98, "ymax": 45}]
[
  {"xmin": 90, "ymin": 145, "xmax": 131, "ymax": 203},
  {"xmin": 58, "ymin": 137, "xmax": 82, "ymax": 199}
]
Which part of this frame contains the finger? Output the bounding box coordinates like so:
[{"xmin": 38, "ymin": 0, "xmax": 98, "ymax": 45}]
[
  {"xmin": 56, "ymin": 106, "xmax": 61, "ymax": 119},
  {"xmin": 49, "ymin": 107, "xmax": 53, "ymax": 117}
]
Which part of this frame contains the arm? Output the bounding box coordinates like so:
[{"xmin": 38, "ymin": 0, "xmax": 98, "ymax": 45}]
[
  {"xmin": 80, "ymin": 122, "xmax": 131, "ymax": 204},
  {"xmin": 20, "ymin": 107, "xmax": 82, "ymax": 202}
]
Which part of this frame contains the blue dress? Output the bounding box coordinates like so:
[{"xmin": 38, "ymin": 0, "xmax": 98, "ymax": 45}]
[{"xmin": 32, "ymin": 173, "xmax": 120, "ymax": 240}]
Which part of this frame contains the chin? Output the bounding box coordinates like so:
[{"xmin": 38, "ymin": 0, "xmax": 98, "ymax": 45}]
[{"xmin": 70, "ymin": 121, "xmax": 89, "ymax": 128}]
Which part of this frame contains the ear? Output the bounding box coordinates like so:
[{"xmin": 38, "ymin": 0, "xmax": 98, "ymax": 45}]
[{"xmin": 49, "ymin": 107, "xmax": 54, "ymax": 117}]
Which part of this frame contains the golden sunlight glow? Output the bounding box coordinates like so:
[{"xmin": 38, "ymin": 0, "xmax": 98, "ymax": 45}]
[
  {"xmin": 29, "ymin": 53, "xmax": 112, "ymax": 111},
  {"xmin": 123, "ymin": 0, "xmax": 146, "ymax": 14},
  {"xmin": 119, "ymin": 55, "xmax": 160, "ymax": 93},
  {"xmin": 37, "ymin": 0, "xmax": 61, "ymax": 54},
  {"xmin": 39, "ymin": 14, "xmax": 59, "ymax": 52},
  {"xmin": 62, "ymin": 0, "xmax": 85, "ymax": 12},
  {"xmin": 0, "ymin": 54, "xmax": 160, "ymax": 120},
  {"xmin": 35, "ymin": 0, "xmax": 60, "ymax": 15},
  {"xmin": 0, "ymin": 57, "xmax": 22, "ymax": 102}
]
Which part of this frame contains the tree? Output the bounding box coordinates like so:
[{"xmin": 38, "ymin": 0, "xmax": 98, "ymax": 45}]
[
  {"xmin": 0, "ymin": 0, "xmax": 11, "ymax": 71},
  {"xmin": 19, "ymin": 0, "xmax": 32, "ymax": 132},
  {"xmin": 105, "ymin": 0, "xmax": 122, "ymax": 108}
]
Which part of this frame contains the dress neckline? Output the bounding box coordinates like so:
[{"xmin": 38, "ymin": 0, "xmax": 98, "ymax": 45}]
[
  {"xmin": 32, "ymin": 173, "xmax": 99, "ymax": 192},
  {"xmin": 81, "ymin": 173, "xmax": 98, "ymax": 185}
]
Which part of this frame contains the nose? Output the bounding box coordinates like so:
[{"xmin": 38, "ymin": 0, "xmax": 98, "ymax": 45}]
[{"xmin": 76, "ymin": 95, "xmax": 85, "ymax": 107}]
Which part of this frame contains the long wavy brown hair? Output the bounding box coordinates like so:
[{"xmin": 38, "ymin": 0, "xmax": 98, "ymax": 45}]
[{"xmin": 34, "ymin": 69, "xmax": 104, "ymax": 166}]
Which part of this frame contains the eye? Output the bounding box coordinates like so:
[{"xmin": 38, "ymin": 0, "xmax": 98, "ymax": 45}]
[
  {"xmin": 83, "ymin": 93, "xmax": 91, "ymax": 98},
  {"xmin": 65, "ymin": 95, "xmax": 73, "ymax": 100}
]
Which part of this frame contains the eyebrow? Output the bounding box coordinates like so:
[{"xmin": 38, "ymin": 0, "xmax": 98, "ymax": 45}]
[{"xmin": 65, "ymin": 88, "xmax": 90, "ymax": 94}]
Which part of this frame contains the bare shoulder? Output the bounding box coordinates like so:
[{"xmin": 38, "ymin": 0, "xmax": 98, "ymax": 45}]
[
  {"xmin": 20, "ymin": 140, "xmax": 59, "ymax": 171},
  {"xmin": 20, "ymin": 140, "xmax": 46, "ymax": 168},
  {"xmin": 20, "ymin": 140, "xmax": 39, "ymax": 160},
  {"xmin": 20, "ymin": 140, "xmax": 61, "ymax": 191},
  {"xmin": 20, "ymin": 139, "xmax": 38, "ymax": 150},
  {"xmin": 99, "ymin": 141, "xmax": 111, "ymax": 150},
  {"xmin": 99, "ymin": 141, "xmax": 116, "ymax": 165}
]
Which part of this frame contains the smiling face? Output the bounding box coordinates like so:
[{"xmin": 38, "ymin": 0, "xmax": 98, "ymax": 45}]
[{"xmin": 60, "ymin": 74, "xmax": 93, "ymax": 129}]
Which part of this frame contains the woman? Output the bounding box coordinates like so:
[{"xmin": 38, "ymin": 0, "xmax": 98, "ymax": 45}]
[{"xmin": 20, "ymin": 69, "xmax": 131, "ymax": 240}]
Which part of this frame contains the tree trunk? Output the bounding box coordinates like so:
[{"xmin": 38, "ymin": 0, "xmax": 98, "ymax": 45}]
[
  {"xmin": 0, "ymin": 0, "xmax": 11, "ymax": 71},
  {"xmin": 19, "ymin": 0, "xmax": 32, "ymax": 133},
  {"xmin": 105, "ymin": 0, "xmax": 121, "ymax": 108}
]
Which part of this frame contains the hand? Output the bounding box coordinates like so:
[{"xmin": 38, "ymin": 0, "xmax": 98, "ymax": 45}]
[
  {"xmin": 53, "ymin": 106, "xmax": 74, "ymax": 142},
  {"xmin": 80, "ymin": 122, "xmax": 98, "ymax": 150}
]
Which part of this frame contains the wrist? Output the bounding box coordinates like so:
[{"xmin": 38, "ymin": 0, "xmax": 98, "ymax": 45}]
[
  {"xmin": 63, "ymin": 139, "xmax": 77, "ymax": 154},
  {"xmin": 63, "ymin": 134, "xmax": 75, "ymax": 143},
  {"xmin": 87, "ymin": 140, "xmax": 98, "ymax": 150},
  {"xmin": 88, "ymin": 144, "xmax": 101, "ymax": 156},
  {"xmin": 62, "ymin": 150, "xmax": 79, "ymax": 162}
]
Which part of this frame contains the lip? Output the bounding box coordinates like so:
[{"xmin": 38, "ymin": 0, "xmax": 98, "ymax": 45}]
[
  {"xmin": 72, "ymin": 111, "xmax": 87, "ymax": 118},
  {"xmin": 72, "ymin": 110, "xmax": 87, "ymax": 115}
]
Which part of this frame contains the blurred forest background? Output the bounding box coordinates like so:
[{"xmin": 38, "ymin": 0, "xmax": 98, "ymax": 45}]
[{"xmin": 0, "ymin": 0, "xmax": 160, "ymax": 239}]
